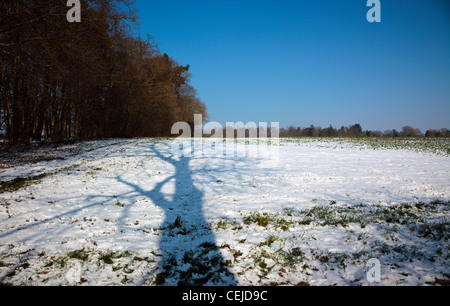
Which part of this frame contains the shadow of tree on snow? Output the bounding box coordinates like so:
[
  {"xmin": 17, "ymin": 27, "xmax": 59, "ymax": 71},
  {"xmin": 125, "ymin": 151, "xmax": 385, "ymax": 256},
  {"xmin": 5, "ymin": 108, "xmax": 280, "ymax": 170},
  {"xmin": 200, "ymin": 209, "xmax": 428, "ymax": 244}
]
[{"xmin": 116, "ymin": 142, "xmax": 236, "ymax": 286}]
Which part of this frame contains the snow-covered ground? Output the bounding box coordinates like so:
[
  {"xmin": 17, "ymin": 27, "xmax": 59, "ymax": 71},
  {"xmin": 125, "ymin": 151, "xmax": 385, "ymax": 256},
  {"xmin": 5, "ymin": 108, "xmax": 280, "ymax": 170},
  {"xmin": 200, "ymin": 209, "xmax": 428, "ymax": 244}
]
[{"xmin": 0, "ymin": 138, "xmax": 448, "ymax": 286}]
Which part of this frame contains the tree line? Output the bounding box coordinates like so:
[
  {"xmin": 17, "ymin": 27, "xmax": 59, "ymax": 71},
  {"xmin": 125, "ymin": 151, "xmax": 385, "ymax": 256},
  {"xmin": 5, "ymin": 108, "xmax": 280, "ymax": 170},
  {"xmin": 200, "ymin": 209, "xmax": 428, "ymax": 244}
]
[
  {"xmin": 0, "ymin": 0, "xmax": 207, "ymax": 145},
  {"xmin": 279, "ymin": 124, "xmax": 450, "ymax": 138}
]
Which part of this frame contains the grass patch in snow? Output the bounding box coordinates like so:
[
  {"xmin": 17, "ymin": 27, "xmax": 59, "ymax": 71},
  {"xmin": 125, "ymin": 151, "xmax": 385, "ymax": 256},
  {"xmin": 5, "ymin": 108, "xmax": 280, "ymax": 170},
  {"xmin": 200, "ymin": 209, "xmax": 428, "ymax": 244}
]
[
  {"xmin": 0, "ymin": 174, "xmax": 49, "ymax": 194},
  {"xmin": 0, "ymin": 163, "xmax": 81, "ymax": 194},
  {"xmin": 215, "ymin": 199, "xmax": 449, "ymax": 285},
  {"xmin": 243, "ymin": 212, "xmax": 294, "ymax": 231},
  {"xmin": 68, "ymin": 249, "xmax": 90, "ymax": 262},
  {"xmin": 0, "ymin": 247, "xmax": 157, "ymax": 286},
  {"xmin": 292, "ymin": 200, "xmax": 450, "ymax": 238}
]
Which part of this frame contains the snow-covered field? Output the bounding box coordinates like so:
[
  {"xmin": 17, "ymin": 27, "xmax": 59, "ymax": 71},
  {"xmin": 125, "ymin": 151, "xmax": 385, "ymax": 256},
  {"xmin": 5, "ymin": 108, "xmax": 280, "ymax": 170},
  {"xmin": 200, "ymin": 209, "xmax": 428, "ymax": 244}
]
[{"xmin": 0, "ymin": 138, "xmax": 449, "ymax": 286}]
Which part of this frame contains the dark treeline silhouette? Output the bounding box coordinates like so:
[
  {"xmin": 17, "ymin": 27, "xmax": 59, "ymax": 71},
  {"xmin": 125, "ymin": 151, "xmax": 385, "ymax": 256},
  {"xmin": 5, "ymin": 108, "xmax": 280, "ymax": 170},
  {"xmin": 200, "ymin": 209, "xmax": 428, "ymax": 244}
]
[
  {"xmin": 0, "ymin": 0, "xmax": 207, "ymax": 145},
  {"xmin": 279, "ymin": 124, "xmax": 450, "ymax": 138},
  {"xmin": 201, "ymin": 124, "xmax": 449, "ymax": 139}
]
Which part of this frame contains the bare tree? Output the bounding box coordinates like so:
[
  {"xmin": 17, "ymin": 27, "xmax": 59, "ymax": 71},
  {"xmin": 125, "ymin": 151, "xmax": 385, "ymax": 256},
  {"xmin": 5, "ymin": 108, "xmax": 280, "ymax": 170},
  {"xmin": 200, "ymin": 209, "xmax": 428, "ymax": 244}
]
[{"xmin": 399, "ymin": 126, "xmax": 423, "ymax": 137}]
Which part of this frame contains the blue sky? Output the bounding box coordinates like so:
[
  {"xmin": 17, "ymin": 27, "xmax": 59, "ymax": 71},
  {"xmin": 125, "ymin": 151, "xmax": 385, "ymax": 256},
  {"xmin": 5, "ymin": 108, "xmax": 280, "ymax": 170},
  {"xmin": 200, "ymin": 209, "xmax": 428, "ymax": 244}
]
[{"xmin": 134, "ymin": 0, "xmax": 450, "ymax": 131}]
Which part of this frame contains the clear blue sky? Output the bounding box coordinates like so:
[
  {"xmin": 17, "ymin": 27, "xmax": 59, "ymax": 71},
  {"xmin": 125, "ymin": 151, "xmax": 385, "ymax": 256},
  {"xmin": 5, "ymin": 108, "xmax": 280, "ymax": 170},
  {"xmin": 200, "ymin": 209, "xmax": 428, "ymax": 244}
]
[{"xmin": 134, "ymin": 0, "xmax": 450, "ymax": 131}]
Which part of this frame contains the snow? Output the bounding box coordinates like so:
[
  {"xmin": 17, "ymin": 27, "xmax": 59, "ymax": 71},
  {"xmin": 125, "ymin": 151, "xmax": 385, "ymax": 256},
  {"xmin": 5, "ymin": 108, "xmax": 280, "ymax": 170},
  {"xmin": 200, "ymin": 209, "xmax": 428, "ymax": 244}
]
[{"xmin": 0, "ymin": 138, "xmax": 449, "ymax": 286}]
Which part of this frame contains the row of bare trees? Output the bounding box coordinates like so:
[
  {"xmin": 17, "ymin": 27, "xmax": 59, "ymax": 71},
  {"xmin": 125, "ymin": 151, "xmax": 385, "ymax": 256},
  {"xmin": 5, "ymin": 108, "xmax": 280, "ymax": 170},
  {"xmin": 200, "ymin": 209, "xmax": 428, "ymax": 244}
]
[
  {"xmin": 0, "ymin": 0, "xmax": 207, "ymax": 145},
  {"xmin": 280, "ymin": 124, "xmax": 450, "ymax": 138}
]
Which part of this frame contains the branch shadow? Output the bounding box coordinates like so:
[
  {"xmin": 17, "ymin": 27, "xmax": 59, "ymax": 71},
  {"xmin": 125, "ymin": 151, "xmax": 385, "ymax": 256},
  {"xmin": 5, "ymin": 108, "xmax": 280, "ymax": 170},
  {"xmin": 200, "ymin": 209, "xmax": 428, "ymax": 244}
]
[{"xmin": 115, "ymin": 142, "xmax": 236, "ymax": 286}]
